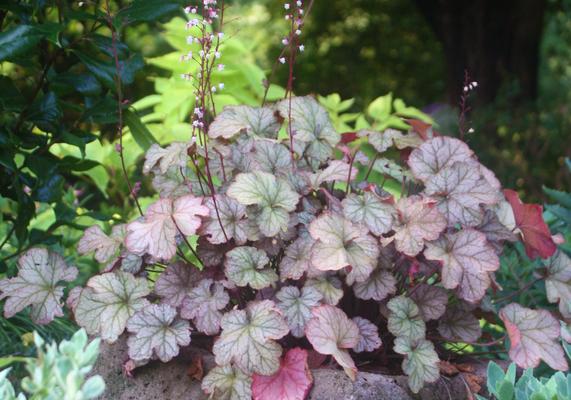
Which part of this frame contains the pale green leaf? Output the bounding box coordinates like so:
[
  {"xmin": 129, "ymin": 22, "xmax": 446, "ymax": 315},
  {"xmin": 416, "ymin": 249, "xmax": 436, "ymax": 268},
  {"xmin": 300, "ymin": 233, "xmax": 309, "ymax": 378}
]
[
  {"xmin": 394, "ymin": 337, "xmax": 440, "ymax": 393},
  {"xmin": 224, "ymin": 247, "xmax": 277, "ymax": 290},
  {"xmin": 387, "ymin": 296, "xmax": 426, "ymax": 339}
]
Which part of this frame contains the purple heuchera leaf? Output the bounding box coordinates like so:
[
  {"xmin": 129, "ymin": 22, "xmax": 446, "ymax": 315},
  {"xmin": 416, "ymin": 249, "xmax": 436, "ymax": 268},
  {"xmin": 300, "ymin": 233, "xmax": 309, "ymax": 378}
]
[
  {"xmin": 342, "ymin": 192, "xmax": 394, "ymax": 236},
  {"xmin": 545, "ymin": 250, "xmax": 571, "ymax": 318},
  {"xmin": 409, "ymin": 284, "xmax": 448, "ymax": 321},
  {"xmin": 0, "ymin": 248, "xmax": 78, "ymax": 324},
  {"xmin": 279, "ymin": 236, "xmax": 315, "ymax": 281},
  {"xmin": 437, "ymin": 302, "xmax": 481, "ymax": 342},
  {"xmin": 127, "ymin": 303, "xmax": 191, "ymax": 363},
  {"xmin": 275, "ymin": 286, "xmax": 323, "ymax": 338},
  {"xmin": 353, "ymin": 267, "xmax": 397, "ymax": 302},
  {"xmin": 208, "ymin": 105, "xmax": 280, "ymax": 140},
  {"xmin": 143, "ymin": 142, "xmax": 192, "ymax": 175},
  {"xmin": 154, "ymin": 262, "xmax": 203, "ymax": 307},
  {"xmin": 352, "ymin": 317, "xmax": 382, "ymax": 353},
  {"xmin": 202, "ymin": 194, "xmax": 259, "ymax": 245},
  {"xmin": 77, "ymin": 224, "xmax": 125, "ymax": 263},
  {"xmin": 180, "ymin": 278, "xmax": 229, "ymax": 335},
  {"xmin": 408, "ymin": 136, "xmax": 473, "ymax": 182}
]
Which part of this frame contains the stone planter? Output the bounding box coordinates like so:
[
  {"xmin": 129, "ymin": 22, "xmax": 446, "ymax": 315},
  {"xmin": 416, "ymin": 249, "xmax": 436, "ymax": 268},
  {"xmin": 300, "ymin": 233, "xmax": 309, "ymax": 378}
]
[{"xmin": 93, "ymin": 338, "xmax": 489, "ymax": 400}]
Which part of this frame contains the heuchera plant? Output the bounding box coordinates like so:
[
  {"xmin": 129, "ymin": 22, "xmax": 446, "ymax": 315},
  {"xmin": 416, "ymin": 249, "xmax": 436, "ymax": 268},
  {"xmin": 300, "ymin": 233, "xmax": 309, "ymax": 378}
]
[{"xmin": 1, "ymin": 2, "xmax": 570, "ymax": 400}]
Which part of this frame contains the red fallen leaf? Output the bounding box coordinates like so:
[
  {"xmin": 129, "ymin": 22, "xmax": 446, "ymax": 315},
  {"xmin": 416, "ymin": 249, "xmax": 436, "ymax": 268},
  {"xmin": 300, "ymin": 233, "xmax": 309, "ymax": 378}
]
[
  {"xmin": 341, "ymin": 131, "xmax": 358, "ymax": 144},
  {"xmin": 504, "ymin": 189, "xmax": 557, "ymax": 259},
  {"xmin": 405, "ymin": 119, "xmax": 439, "ymax": 141},
  {"xmin": 187, "ymin": 356, "xmax": 204, "ymax": 381},
  {"xmin": 439, "ymin": 360, "xmax": 459, "ymax": 376},
  {"xmin": 252, "ymin": 348, "xmax": 313, "ymax": 400}
]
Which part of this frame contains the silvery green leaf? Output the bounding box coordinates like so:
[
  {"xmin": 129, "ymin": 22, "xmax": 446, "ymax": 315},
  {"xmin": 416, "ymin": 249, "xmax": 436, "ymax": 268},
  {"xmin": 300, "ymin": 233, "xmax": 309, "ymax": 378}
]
[
  {"xmin": 202, "ymin": 365, "xmax": 252, "ymax": 400},
  {"xmin": 253, "ymin": 140, "xmax": 292, "ymax": 175},
  {"xmin": 305, "ymin": 160, "xmax": 357, "ymax": 189},
  {"xmin": 154, "ymin": 262, "xmax": 203, "ymax": 307},
  {"xmin": 277, "ymin": 96, "xmax": 340, "ymax": 162},
  {"xmin": 387, "ymin": 296, "xmax": 426, "ymax": 339},
  {"xmin": 180, "ymin": 279, "xmax": 229, "ymax": 335},
  {"xmin": 227, "ymin": 171, "xmax": 300, "ymax": 237},
  {"xmin": 202, "ymin": 195, "xmax": 259, "ymax": 245},
  {"xmin": 151, "ymin": 166, "xmax": 195, "ymax": 198},
  {"xmin": 306, "ymin": 275, "xmax": 343, "ymax": 305},
  {"xmin": 279, "ymin": 236, "xmax": 315, "ymax": 281},
  {"xmin": 372, "ymin": 158, "xmax": 413, "ymax": 182},
  {"xmin": 208, "ymin": 105, "xmax": 280, "ymax": 140},
  {"xmin": 212, "ymin": 300, "xmax": 289, "ymax": 375},
  {"xmin": 352, "ymin": 317, "xmax": 382, "ymax": 353},
  {"xmin": 143, "ymin": 142, "xmax": 191, "ymax": 175},
  {"xmin": 409, "ymin": 284, "xmax": 448, "ymax": 321},
  {"xmin": 224, "ymin": 246, "xmax": 277, "ymax": 290},
  {"xmin": 437, "ymin": 303, "xmax": 481, "ymax": 342},
  {"xmin": 342, "ymin": 192, "xmax": 394, "ymax": 236},
  {"xmin": 276, "ymin": 286, "xmax": 323, "ymax": 337},
  {"xmin": 394, "ymin": 337, "xmax": 440, "ymax": 393},
  {"xmin": 359, "ymin": 128, "xmax": 422, "ymax": 153},
  {"xmin": 126, "ymin": 303, "xmax": 191, "ymax": 362},
  {"xmin": 353, "ymin": 268, "xmax": 396, "ymax": 301},
  {"xmin": 0, "ymin": 248, "xmax": 78, "ymax": 324},
  {"xmin": 545, "ymin": 250, "xmax": 571, "ymax": 318},
  {"xmin": 73, "ymin": 272, "xmax": 150, "ymax": 342}
]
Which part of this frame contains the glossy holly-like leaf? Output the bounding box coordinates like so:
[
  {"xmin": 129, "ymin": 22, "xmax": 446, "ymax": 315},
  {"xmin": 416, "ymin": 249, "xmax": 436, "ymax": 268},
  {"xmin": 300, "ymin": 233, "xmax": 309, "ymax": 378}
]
[
  {"xmin": 305, "ymin": 305, "xmax": 360, "ymax": 380},
  {"xmin": 408, "ymin": 136, "xmax": 473, "ymax": 182},
  {"xmin": 125, "ymin": 195, "xmax": 209, "ymax": 260},
  {"xmin": 213, "ymin": 300, "xmax": 289, "ymax": 375},
  {"xmin": 353, "ymin": 268, "xmax": 397, "ymax": 301},
  {"xmin": 437, "ymin": 303, "xmax": 481, "ymax": 342},
  {"xmin": 279, "ymin": 236, "xmax": 315, "ymax": 281},
  {"xmin": 143, "ymin": 142, "xmax": 190, "ymax": 175},
  {"xmin": 387, "ymin": 296, "xmax": 426, "ymax": 339},
  {"xmin": 227, "ymin": 171, "xmax": 300, "ymax": 237},
  {"xmin": 180, "ymin": 279, "xmax": 229, "ymax": 335},
  {"xmin": 309, "ymin": 213, "xmax": 379, "ymax": 282},
  {"xmin": 394, "ymin": 337, "xmax": 440, "ymax": 393},
  {"xmin": 352, "ymin": 317, "xmax": 382, "ymax": 353},
  {"xmin": 425, "ymin": 162, "xmax": 499, "ymax": 226},
  {"xmin": 154, "ymin": 262, "xmax": 202, "ymax": 307},
  {"xmin": 0, "ymin": 248, "xmax": 78, "ymax": 324},
  {"xmin": 504, "ymin": 189, "xmax": 557, "ymax": 259},
  {"xmin": 208, "ymin": 105, "xmax": 280, "ymax": 140},
  {"xmin": 409, "ymin": 284, "xmax": 448, "ymax": 321},
  {"xmin": 306, "ymin": 275, "xmax": 344, "ymax": 305},
  {"xmin": 225, "ymin": 246, "xmax": 278, "ymax": 290},
  {"xmin": 499, "ymin": 303, "xmax": 568, "ymax": 370},
  {"xmin": 276, "ymin": 286, "xmax": 323, "ymax": 337},
  {"xmin": 305, "ymin": 160, "xmax": 357, "ymax": 189},
  {"xmin": 424, "ymin": 229, "xmax": 499, "ymax": 303},
  {"xmin": 73, "ymin": 272, "xmax": 150, "ymax": 342},
  {"xmin": 202, "ymin": 364, "xmax": 252, "ymax": 400},
  {"xmin": 342, "ymin": 192, "xmax": 394, "ymax": 236},
  {"xmin": 545, "ymin": 251, "xmax": 571, "ymax": 318},
  {"xmin": 202, "ymin": 195, "xmax": 258, "ymax": 245},
  {"xmin": 126, "ymin": 303, "xmax": 191, "ymax": 363},
  {"xmin": 388, "ymin": 196, "xmax": 446, "ymax": 256},
  {"xmin": 252, "ymin": 348, "xmax": 313, "ymax": 400},
  {"xmin": 277, "ymin": 96, "xmax": 340, "ymax": 162},
  {"xmin": 77, "ymin": 225, "xmax": 125, "ymax": 263}
]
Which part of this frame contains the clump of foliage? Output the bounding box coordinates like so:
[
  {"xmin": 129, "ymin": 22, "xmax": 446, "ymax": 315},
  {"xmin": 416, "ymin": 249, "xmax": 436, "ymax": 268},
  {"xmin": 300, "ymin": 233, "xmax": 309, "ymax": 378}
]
[{"xmin": 0, "ymin": 329, "xmax": 104, "ymax": 400}]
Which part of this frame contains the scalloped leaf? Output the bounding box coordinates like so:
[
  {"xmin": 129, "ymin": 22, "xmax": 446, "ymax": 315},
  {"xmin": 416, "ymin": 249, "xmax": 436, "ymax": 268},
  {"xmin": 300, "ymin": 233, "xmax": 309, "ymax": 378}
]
[
  {"xmin": 202, "ymin": 195, "xmax": 258, "ymax": 245},
  {"xmin": 202, "ymin": 364, "xmax": 252, "ymax": 400},
  {"xmin": 253, "ymin": 140, "xmax": 292, "ymax": 175},
  {"xmin": 352, "ymin": 317, "xmax": 382, "ymax": 353},
  {"xmin": 306, "ymin": 160, "xmax": 357, "ymax": 189},
  {"xmin": 225, "ymin": 246, "xmax": 278, "ymax": 290},
  {"xmin": 154, "ymin": 262, "xmax": 202, "ymax": 307},
  {"xmin": 408, "ymin": 136, "xmax": 473, "ymax": 182},
  {"xmin": 252, "ymin": 348, "xmax": 313, "ymax": 400},
  {"xmin": 208, "ymin": 105, "xmax": 280, "ymax": 140},
  {"xmin": 77, "ymin": 224, "xmax": 125, "ymax": 263},
  {"xmin": 394, "ymin": 337, "xmax": 440, "ymax": 393},
  {"xmin": 227, "ymin": 171, "xmax": 300, "ymax": 237},
  {"xmin": 545, "ymin": 250, "xmax": 571, "ymax": 318},
  {"xmin": 125, "ymin": 195, "xmax": 209, "ymax": 260},
  {"xmin": 277, "ymin": 96, "xmax": 340, "ymax": 162},
  {"xmin": 424, "ymin": 229, "xmax": 499, "ymax": 303},
  {"xmin": 143, "ymin": 142, "xmax": 190, "ymax": 175},
  {"xmin": 180, "ymin": 279, "xmax": 229, "ymax": 335},
  {"xmin": 499, "ymin": 303, "xmax": 568, "ymax": 370},
  {"xmin": 360, "ymin": 128, "xmax": 421, "ymax": 153},
  {"xmin": 342, "ymin": 192, "xmax": 394, "ymax": 236},
  {"xmin": 309, "ymin": 213, "xmax": 379, "ymax": 283},
  {"xmin": 305, "ymin": 305, "xmax": 360, "ymax": 380},
  {"xmin": 0, "ymin": 248, "xmax": 78, "ymax": 324},
  {"xmin": 408, "ymin": 284, "xmax": 447, "ymax": 321},
  {"xmin": 72, "ymin": 272, "xmax": 150, "ymax": 342},
  {"xmin": 504, "ymin": 189, "xmax": 557, "ymax": 259},
  {"xmin": 389, "ymin": 196, "xmax": 446, "ymax": 256},
  {"xmin": 126, "ymin": 303, "xmax": 191, "ymax": 362},
  {"xmin": 213, "ymin": 300, "xmax": 289, "ymax": 375},
  {"xmin": 425, "ymin": 161, "xmax": 499, "ymax": 226},
  {"xmin": 387, "ymin": 296, "xmax": 426, "ymax": 339},
  {"xmin": 475, "ymin": 209, "xmax": 518, "ymax": 251},
  {"xmin": 353, "ymin": 268, "xmax": 396, "ymax": 301},
  {"xmin": 437, "ymin": 303, "xmax": 481, "ymax": 342},
  {"xmin": 279, "ymin": 236, "xmax": 315, "ymax": 281},
  {"xmin": 306, "ymin": 275, "xmax": 344, "ymax": 305},
  {"xmin": 276, "ymin": 286, "xmax": 323, "ymax": 337}
]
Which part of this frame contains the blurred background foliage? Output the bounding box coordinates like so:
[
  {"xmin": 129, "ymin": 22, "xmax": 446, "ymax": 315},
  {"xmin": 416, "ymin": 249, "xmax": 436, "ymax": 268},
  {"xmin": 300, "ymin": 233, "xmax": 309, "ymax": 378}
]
[{"xmin": 1, "ymin": 0, "xmax": 571, "ymax": 378}]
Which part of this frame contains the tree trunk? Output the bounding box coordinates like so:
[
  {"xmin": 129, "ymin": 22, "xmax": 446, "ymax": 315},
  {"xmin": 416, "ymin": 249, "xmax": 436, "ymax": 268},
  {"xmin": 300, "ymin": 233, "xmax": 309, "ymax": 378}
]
[{"xmin": 413, "ymin": 0, "xmax": 546, "ymax": 105}]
